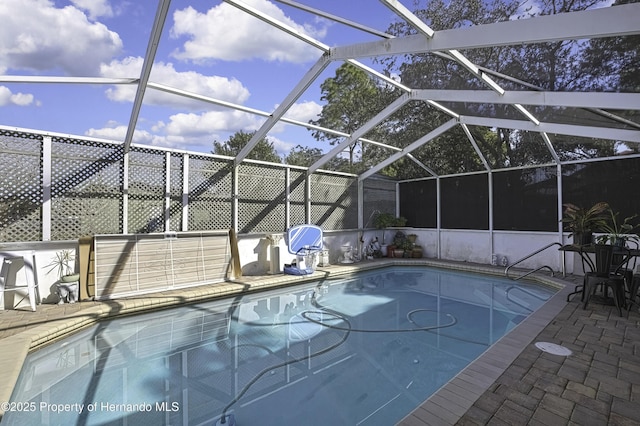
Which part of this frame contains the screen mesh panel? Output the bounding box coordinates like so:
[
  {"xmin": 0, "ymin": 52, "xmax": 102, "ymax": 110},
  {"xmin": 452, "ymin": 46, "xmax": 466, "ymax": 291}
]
[
  {"xmin": 441, "ymin": 174, "xmax": 489, "ymax": 230},
  {"xmin": 399, "ymin": 179, "xmax": 437, "ymax": 228},
  {"xmin": 363, "ymin": 177, "xmax": 397, "ymax": 227},
  {"xmin": 2, "ymin": 128, "xmax": 638, "ymax": 243},
  {"xmin": 562, "ymin": 157, "xmax": 640, "ymax": 222},
  {"xmin": 493, "ymin": 167, "xmax": 558, "ymax": 231}
]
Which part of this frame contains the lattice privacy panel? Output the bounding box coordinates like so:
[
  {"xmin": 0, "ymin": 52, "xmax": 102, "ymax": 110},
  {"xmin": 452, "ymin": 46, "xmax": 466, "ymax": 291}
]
[
  {"xmin": 51, "ymin": 137, "xmax": 123, "ymax": 240},
  {"xmin": 128, "ymin": 148, "xmax": 166, "ymax": 233},
  {"xmin": 363, "ymin": 177, "xmax": 397, "ymax": 225},
  {"xmin": 1, "ymin": 128, "xmax": 376, "ymax": 242},
  {"xmin": 289, "ymin": 170, "xmax": 306, "ymax": 226},
  {"xmin": 237, "ymin": 164, "xmax": 286, "ymax": 233},
  {"xmin": 310, "ymin": 173, "xmax": 358, "ymax": 230},
  {"xmin": 188, "ymin": 156, "xmax": 233, "ymax": 231},
  {"xmin": 0, "ymin": 131, "xmax": 43, "ymax": 242},
  {"xmin": 169, "ymin": 154, "xmax": 184, "ymax": 231}
]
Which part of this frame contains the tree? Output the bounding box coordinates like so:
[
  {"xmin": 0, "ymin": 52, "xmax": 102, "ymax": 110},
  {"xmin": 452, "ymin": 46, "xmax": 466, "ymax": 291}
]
[
  {"xmin": 577, "ymin": 0, "xmax": 640, "ymax": 154},
  {"xmin": 284, "ymin": 145, "xmax": 323, "ymax": 167},
  {"xmin": 212, "ymin": 130, "xmax": 281, "ymax": 164},
  {"xmin": 284, "ymin": 144, "xmax": 352, "ymax": 170},
  {"xmin": 377, "ymin": 0, "xmax": 625, "ymax": 175},
  {"xmin": 309, "ymin": 63, "xmax": 398, "ymax": 173}
]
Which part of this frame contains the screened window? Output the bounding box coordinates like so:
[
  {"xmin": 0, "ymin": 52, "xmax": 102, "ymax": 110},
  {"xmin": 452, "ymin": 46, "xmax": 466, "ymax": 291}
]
[
  {"xmin": 399, "ymin": 179, "xmax": 437, "ymax": 228},
  {"xmin": 493, "ymin": 167, "xmax": 558, "ymax": 231},
  {"xmin": 562, "ymin": 157, "xmax": 640, "ymax": 221},
  {"xmin": 441, "ymin": 174, "xmax": 489, "ymax": 230}
]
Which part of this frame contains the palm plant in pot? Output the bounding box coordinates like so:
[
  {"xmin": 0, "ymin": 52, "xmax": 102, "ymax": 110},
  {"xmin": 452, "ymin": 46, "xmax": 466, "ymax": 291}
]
[
  {"xmin": 561, "ymin": 202, "xmax": 609, "ymax": 245},
  {"xmin": 596, "ymin": 207, "xmax": 639, "ymax": 247},
  {"xmin": 46, "ymin": 249, "xmax": 80, "ymax": 283}
]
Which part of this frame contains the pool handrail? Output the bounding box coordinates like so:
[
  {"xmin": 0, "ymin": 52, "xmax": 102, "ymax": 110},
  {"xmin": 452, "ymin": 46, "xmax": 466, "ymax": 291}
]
[{"xmin": 505, "ymin": 242, "xmax": 562, "ymax": 281}]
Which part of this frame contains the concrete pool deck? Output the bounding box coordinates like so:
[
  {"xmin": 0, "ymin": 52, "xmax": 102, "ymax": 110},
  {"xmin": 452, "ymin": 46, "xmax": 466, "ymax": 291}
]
[{"xmin": 0, "ymin": 258, "xmax": 638, "ymax": 425}]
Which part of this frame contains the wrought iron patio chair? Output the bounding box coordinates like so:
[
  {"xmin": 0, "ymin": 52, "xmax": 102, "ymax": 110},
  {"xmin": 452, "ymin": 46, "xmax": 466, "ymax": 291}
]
[{"xmin": 583, "ymin": 244, "xmax": 629, "ymax": 316}]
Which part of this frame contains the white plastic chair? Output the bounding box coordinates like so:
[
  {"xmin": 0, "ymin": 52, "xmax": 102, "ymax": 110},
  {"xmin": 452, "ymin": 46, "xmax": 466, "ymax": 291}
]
[{"xmin": 0, "ymin": 256, "xmax": 39, "ymax": 311}]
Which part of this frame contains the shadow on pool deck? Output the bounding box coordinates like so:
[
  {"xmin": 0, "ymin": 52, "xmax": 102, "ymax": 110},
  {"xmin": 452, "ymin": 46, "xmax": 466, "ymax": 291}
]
[{"xmin": 0, "ymin": 260, "xmax": 638, "ymax": 425}]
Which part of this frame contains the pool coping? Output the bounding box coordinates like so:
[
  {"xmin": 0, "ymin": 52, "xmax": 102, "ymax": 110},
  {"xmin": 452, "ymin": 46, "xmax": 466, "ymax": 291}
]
[{"xmin": 0, "ymin": 259, "xmax": 567, "ymax": 422}]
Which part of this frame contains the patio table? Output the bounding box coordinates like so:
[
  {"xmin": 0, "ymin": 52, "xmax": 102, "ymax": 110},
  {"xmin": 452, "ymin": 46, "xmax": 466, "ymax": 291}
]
[{"xmin": 559, "ymin": 244, "xmax": 640, "ymax": 306}]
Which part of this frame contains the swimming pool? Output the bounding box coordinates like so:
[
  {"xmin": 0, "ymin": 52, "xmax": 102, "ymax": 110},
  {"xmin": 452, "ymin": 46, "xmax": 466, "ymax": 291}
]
[{"xmin": 5, "ymin": 266, "xmax": 556, "ymax": 425}]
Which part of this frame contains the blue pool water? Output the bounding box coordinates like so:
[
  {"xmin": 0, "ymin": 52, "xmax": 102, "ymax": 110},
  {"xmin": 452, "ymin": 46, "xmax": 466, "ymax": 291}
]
[{"xmin": 6, "ymin": 267, "xmax": 556, "ymax": 425}]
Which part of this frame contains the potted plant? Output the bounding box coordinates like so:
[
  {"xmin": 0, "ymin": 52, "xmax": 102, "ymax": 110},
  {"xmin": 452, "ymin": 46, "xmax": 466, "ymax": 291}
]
[
  {"xmin": 46, "ymin": 249, "xmax": 80, "ymax": 283},
  {"xmin": 400, "ymin": 238, "xmax": 414, "ymax": 257},
  {"xmin": 561, "ymin": 202, "xmax": 609, "ymax": 245},
  {"xmin": 373, "ymin": 212, "xmax": 407, "ymax": 256},
  {"xmin": 596, "ymin": 207, "xmax": 639, "ymax": 247},
  {"xmin": 392, "ymin": 231, "xmax": 412, "ymax": 257}
]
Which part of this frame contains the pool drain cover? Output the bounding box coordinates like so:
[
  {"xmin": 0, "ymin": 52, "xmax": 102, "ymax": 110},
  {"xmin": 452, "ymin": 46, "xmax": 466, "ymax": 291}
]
[{"xmin": 535, "ymin": 342, "xmax": 572, "ymax": 356}]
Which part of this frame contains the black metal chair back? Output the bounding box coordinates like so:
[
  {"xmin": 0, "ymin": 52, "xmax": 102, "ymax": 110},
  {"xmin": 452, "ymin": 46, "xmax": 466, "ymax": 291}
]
[
  {"xmin": 610, "ymin": 247, "xmax": 631, "ymax": 276},
  {"xmin": 592, "ymin": 244, "xmax": 615, "ymax": 277}
]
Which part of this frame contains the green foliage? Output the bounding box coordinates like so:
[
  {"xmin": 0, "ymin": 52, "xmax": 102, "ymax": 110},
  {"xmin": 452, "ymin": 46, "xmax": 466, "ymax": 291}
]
[
  {"xmin": 372, "ymin": 212, "xmax": 407, "ymax": 229},
  {"xmin": 560, "ymin": 202, "xmax": 609, "ymax": 236},
  {"xmin": 597, "ymin": 207, "xmax": 639, "ymax": 244},
  {"xmin": 577, "ymin": 0, "xmax": 640, "ymax": 93},
  {"xmin": 374, "ymin": 0, "xmax": 635, "ymax": 176},
  {"xmin": 284, "ymin": 145, "xmax": 323, "ymax": 167},
  {"xmin": 213, "ymin": 130, "xmax": 281, "ymax": 164},
  {"xmin": 309, "ymin": 63, "xmax": 398, "ymax": 173},
  {"xmin": 300, "ymin": 0, "xmax": 637, "ymax": 179}
]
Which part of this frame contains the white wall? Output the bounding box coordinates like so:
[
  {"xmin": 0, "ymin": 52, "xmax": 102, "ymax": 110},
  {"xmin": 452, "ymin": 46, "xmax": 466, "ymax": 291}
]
[
  {"xmin": 235, "ymin": 228, "xmax": 572, "ymax": 276},
  {"xmin": 1, "ymin": 229, "xmax": 580, "ymax": 307}
]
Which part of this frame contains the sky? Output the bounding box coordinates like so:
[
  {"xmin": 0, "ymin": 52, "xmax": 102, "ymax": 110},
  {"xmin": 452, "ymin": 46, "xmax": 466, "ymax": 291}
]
[{"xmin": 0, "ymin": 0, "xmax": 402, "ymax": 157}]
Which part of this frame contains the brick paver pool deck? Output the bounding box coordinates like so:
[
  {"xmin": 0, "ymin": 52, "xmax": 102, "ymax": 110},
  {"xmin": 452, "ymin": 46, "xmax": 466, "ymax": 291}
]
[{"xmin": 0, "ymin": 259, "xmax": 638, "ymax": 425}]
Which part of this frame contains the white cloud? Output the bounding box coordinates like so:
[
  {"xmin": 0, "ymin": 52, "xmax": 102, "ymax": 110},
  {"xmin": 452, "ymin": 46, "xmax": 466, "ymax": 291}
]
[
  {"xmin": 268, "ymin": 100, "xmax": 322, "ymax": 133},
  {"xmin": 85, "ymin": 108, "xmax": 267, "ymax": 151},
  {"xmin": 267, "ymin": 135, "xmax": 295, "ymax": 158},
  {"xmin": 85, "ymin": 124, "xmax": 126, "ymax": 141},
  {"xmin": 83, "ymin": 96, "xmax": 320, "ymax": 153},
  {"xmin": 70, "ymin": 0, "xmax": 114, "ymax": 20},
  {"xmin": 0, "ymin": 0, "xmax": 122, "ymax": 75},
  {"xmin": 85, "ymin": 124, "xmax": 170, "ymax": 147},
  {"xmin": 0, "ymin": 86, "xmax": 36, "ymax": 106},
  {"xmin": 170, "ymin": 0, "xmax": 326, "ymax": 63},
  {"xmin": 162, "ymin": 110, "xmax": 264, "ymax": 139},
  {"xmin": 101, "ymin": 57, "xmax": 251, "ymax": 109},
  {"xmin": 283, "ymin": 100, "xmax": 322, "ymax": 122}
]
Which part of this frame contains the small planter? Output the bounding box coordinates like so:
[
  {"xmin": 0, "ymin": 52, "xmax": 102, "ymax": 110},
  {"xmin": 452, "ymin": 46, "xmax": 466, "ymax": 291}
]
[
  {"xmin": 61, "ymin": 273, "xmax": 80, "ymax": 283},
  {"xmin": 392, "ymin": 249, "xmax": 404, "ymax": 258},
  {"xmin": 574, "ymin": 232, "xmax": 593, "ymax": 246},
  {"xmin": 387, "ymin": 245, "xmax": 396, "ymax": 257}
]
